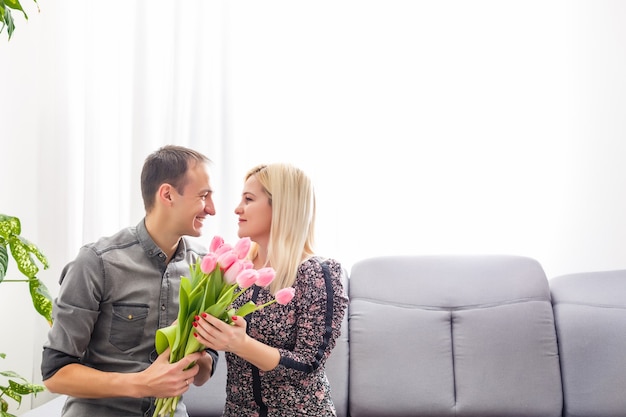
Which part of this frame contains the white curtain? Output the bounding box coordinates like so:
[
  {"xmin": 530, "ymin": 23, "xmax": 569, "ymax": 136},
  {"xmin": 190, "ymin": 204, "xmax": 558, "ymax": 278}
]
[{"xmin": 2, "ymin": 1, "xmax": 626, "ymax": 413}]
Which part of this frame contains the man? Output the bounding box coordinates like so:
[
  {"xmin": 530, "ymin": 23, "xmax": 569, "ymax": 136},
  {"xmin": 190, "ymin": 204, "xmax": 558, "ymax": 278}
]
[{"xmin": 42, "ymin": 145, "xmax": 218, "ymax": 417}]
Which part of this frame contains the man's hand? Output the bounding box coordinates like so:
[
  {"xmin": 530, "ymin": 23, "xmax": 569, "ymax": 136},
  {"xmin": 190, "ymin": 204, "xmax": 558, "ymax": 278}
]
[{"xmin": 136, "ymin": 348, "xmax": 205, "ymax": 398}]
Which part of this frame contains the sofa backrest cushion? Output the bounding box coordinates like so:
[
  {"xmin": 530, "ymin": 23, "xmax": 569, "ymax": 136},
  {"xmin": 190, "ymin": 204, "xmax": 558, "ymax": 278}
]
[
  {"xmin": 550, "ymin": 269, "xmax": 626, "ymax": 417},
  {"xmin": 348, "ymin": 255, "xmax": 563, "ymax": 417}
]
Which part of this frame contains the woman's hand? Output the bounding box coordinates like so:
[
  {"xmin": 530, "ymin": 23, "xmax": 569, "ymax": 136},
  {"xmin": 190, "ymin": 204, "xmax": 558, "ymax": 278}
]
[
  {"xmin": 193, "ymin": 313, "xmax": 280, "ymax": 371},
  {"xmin": 193, "ymin": 314, "xmax": 248, "ymax": 354}
]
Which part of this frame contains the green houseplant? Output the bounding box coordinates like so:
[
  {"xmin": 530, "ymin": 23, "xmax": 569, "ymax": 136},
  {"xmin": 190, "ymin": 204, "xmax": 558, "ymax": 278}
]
[
  {"xmin": 0, "ymin": 0, "xmax": 39, "ymax": 41},
  {"xmin": 0, "ymin": 213, "xmax": 52, "ymax": 416}
]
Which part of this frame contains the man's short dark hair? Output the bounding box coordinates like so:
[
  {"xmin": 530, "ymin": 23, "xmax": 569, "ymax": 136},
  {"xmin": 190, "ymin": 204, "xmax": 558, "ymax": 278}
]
[{"xmin": 140, "ymin": 145, "xmax": 212, "ymax": 211}]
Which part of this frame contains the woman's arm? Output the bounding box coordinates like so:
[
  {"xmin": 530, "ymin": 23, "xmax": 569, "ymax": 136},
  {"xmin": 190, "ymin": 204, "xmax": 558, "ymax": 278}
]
[{"xmin": 193, "ymin": 314, "xmax": 280, "ymax": 371}]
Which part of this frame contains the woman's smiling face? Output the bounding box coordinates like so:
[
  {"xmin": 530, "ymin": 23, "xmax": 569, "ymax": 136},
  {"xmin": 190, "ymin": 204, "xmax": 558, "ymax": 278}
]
[{"xmin": 235, "ymin": 174, "xmax": 272, "ymax": 245}]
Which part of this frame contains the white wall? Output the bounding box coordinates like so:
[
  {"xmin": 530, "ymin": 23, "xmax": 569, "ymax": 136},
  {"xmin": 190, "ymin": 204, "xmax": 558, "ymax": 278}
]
[
  {"xmin": 1, "ymin": 1, "xmax": 626, "ymax": 414},
  {"xmin": 217, "ymin": 0, "xmax": 626, "ymax": 278}
]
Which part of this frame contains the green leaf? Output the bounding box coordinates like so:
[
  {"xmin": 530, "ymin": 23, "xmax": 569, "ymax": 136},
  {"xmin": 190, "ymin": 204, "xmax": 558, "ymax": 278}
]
[
  {"xmin": 0, "ymin": 245, "xmax": 8, "ymax": 283},
  {"xmin": 188, "ymin": 264, "xmax": 209, "ymax": 305},
  {"xmin": 8, "ymin": 235, "xmax": 48, "ymax": 279},
  {"xmin": 183, "ymin": 327, "xmax": 203, "ymax": 356},
  {"xmin": 0, "ymin": 7, "xmax": 16, "ymax": 41},
  {"xmin": 186, "ymin": 285, "xmax": 205, "ymax": 321},
  {"xmin": 21, "ymin": 236, "xmax": 48, "ymax": 269},
  {"xmin": 3, "ymin": 0, "xmax": 27, "ymax": 19},
  {"xmin": 0, "ymin": 371, "xmax": 22, "ymax": 379},
  {"xmin": 7, "ymin": 379, "xmax": 44, "ymax": 395},
  {"xmin": 216, "ymin": 285, "xmax": 236, "ymax": 308},
  {"xmin": 29, "ymin": 277, "xmax": 53, "ymax": 325},
  {"xmin": 210, "ymin": 269, "xmax": 225, "ymax": 302},
  {"xmin": 234, "ymin": 301, "xmax": 259, "ymax": 318},
  {"xmin": 0, "ymin": 215, "xmax": 21, "ymax": 239},
  {"xmin": 0, "ymin": 386, "xmax": 22, "ymax": 407},
  {"xmin": 180, "ymin": 276, "xmax": 191, "ymax": 300},
  {"xmin": 1, "ymin": 396, "xmax": 12, "ymax": 414},
  {"xmin": 170, "ymin": 284, "xmax": 190, "ymax": 358},
  {"xmin": 189, "ymin": 260, "xmax": 204, "ymax": 288},
  {"xmin": 204, "ymin": 268, "xmax": 224, "ymax": 311},
  {"xmin": 8, "ymin": 238, "xmax": 37, "ymax": 278},
  {"xmin": 0, "ymin": 214, "xmax": 51, "ymax": 326},
  {"xmin": 203, "ymin": 300, "xmax": 229, "ymax": 321},
  {"xmin": 155, "ymin": 324, "xmax": 178, "ymax": 356}
]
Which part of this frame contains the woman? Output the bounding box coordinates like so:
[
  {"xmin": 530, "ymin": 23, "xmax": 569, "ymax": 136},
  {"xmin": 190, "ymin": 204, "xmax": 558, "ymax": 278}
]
[{"xmin": 193, "ymin": 163, "xmax": 349, "ymax": 416}]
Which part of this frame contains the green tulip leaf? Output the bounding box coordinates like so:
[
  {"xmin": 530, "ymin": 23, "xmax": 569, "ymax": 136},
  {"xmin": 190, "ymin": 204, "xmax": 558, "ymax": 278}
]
[
  {"xmin": 171, "ymin": 284, "xmax": 191, "ymax": 355},
  {"xmin": 203, "ymin": 301, "xmax": 227, "ymax": 318},
  {"xmin": 180, "ymin": 277, "xmax": 191, "ymax": 301},
  {"xmin": 207, "ymin": 268, "xmax": 223, "ymax": 305},
  {"xmin": 188, "ymin": 274, "xmax": 207, "ymax": 301},
  {"xmin": 183, "ymin": 329, "xmax": 203, "ymax": 356},
  {"xmin": 216, "ymin": 285, "xmax": 236, "ymax": 308},
  {"xmin": 155, "ymin": 324, "xmax": 178, "ymax": 355},
  {"xmin": 189, "ymin": 260, "xmax": 203, "ymax": 288},
  {"xmin": 234, "ymin": 301, "xmax": 258, "ymax": 318}
]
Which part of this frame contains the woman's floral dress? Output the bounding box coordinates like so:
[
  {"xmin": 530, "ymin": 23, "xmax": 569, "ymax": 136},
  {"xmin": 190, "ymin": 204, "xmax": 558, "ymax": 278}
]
[{"xmin": 223, "ymin": 257, "xmax": 349, "ymax": 417}]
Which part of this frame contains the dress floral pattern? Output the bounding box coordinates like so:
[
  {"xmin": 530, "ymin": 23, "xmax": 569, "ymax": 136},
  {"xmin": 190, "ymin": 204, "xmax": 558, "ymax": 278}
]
[{"xmin": 223, "ymin": 257, "xmax": 348, "ymax": 417}]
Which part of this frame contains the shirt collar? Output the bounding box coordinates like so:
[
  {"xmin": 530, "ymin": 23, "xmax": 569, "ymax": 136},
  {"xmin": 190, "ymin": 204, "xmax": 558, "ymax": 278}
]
[{"xmin": 136, "ymin": 218, "xmax": 186, "ymax": 262}]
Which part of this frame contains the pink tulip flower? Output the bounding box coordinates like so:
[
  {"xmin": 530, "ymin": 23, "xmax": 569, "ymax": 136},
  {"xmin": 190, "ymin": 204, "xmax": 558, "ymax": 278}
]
[
  {"xmin": 255, "ymin": 267, "xmax": 276, "ymax": 287},
  {"xmin": 275, "ymin": 287, "xmax": 296, "ymax": 305},
  {"xmin": 209, "ymin": 235, "xmax": 224, "ymax": 253},
  {"xmin": 200, "ymin": 253, "xmax": 218, "ymax": 274},
  {"xmin": 217, "ymin": 251, "xmax": 237, "ymax": 271},
  {"xmin": 224, "ymin": 259, "xmax": 247, "ymax": 285},
  {"xmin": 215, "ymin": 243, "xmax": 233, "ymax": 256},
  {"xmin": 232, "ymin": 237, "xmax": 252, "ymax": 260},
  {"xmin": 236, "ymin": 269, "xmax": 259, "ymax": 289}
]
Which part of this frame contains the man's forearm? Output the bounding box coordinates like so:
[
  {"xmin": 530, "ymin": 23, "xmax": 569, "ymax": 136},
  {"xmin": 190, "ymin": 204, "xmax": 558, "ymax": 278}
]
[{"xmin": 44, "ymin": 363, "xmax": 146, "ymax": 398}]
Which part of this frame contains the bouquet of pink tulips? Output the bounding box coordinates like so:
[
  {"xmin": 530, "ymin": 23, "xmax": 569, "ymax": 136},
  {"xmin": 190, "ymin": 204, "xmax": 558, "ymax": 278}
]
[{"xmin": 152, "ymin": 236, "xmax": 295, "ymax": 417}]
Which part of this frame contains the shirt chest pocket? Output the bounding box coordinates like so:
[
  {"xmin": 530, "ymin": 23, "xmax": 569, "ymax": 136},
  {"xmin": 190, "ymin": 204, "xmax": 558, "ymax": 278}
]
[{"xmin": 109, "ymin": 303, "xmax": 150, "ymax": 351}]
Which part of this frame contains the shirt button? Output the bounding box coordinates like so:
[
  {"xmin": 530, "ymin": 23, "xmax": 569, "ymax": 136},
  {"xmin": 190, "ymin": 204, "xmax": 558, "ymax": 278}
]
[{"xmin": 161, "ymin": 304, "xmax": 166, "ymax": 311}]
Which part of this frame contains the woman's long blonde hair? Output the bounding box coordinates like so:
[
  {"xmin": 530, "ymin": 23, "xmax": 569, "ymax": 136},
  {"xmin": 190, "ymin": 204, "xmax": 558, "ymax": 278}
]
[{"xmin": 245, "ymin": 163, "xmax": 316, "ymax": 294}]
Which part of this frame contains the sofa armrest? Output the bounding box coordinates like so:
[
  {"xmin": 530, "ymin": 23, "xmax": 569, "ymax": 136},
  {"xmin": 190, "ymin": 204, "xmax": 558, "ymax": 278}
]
[
  {"xmin": 20, "ymin": 395, "xmax": 66, "ymax": 417},
  {"xmin": 551, "ymin": 269, "xmax": 626, "ymax": 417}
]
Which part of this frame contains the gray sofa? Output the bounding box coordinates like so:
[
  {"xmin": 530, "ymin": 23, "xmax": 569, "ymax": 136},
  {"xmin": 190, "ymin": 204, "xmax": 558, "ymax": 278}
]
[{"xmin": 22, "ymin": 255, "xmax": 626, "ymax": 417}]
